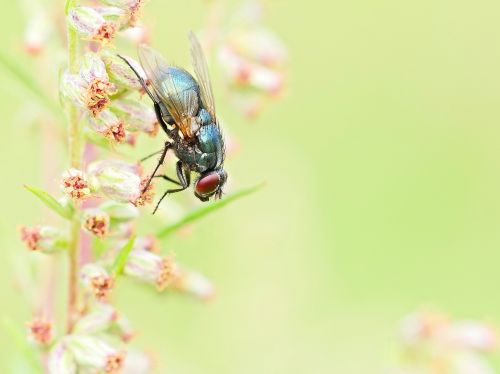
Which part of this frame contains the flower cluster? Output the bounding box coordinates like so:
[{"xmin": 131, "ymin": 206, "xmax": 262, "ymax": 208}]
[
  {"xmin": 213, "ymin": 1, "xmax": 287, "ymax": 118},
  {"xmin": 18, "ymin": 0, "xmax": 218, "ymax": 372},
  {"xmin": 392, "ymin": 310, "xmax": 498, "ymax": 374}
]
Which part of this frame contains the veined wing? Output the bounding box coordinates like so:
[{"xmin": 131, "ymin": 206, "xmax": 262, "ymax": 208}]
[
  {"xmin": 189, "ymin": 32, "xmax": 217, "ymax": 123},
  {"xmin": 138, "ymin": 44, "xmax": 198, "ymax": 138}
]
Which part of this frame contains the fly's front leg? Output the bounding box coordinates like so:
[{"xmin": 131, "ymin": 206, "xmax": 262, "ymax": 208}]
[
  {"xmin": 152, "ymin": 161, "xmax": 191, "ymax": 214},
  {"xmin": 154, "ymin": 174, "xmax": 181, "ymax": 186},
  {"xmin": 117, "ymin": 55, "xmax": 156, "ymax": 102},
  {"xmin": 142, "ymin": 141, "xmax": 173, "ymax": 194}
]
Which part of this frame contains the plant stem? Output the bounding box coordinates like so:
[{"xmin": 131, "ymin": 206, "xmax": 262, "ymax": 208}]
[{"xmin": 66, "ymin": 0, "xmax": 82, "ymax": 333}]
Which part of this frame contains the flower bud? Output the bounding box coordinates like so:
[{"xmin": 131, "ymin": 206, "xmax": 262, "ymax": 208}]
[
  {"xmin": 110, "ymin": 99, "xmax": 158, "ymax": 136},
  {"xmin": 101, "ymin": 53, "xmax": 143, "ymax": 90},
  {"xmin": 112, "ymin": 313, "xmax": 134, "ymax": 342},
  {"xmin": 27, "ymin": 317, "xmax": 53, "ymax": 345},
  {"xmin": 20, "ymin": 226, "xmax": 68, "ymax": 253},
  {"xmin": 80, "ymin": 263, "xmax": 114, "ymax": 301},
  {"xmin": 174, "ymin": 269, "xmax": 215, "ymax": 301},
  {"xmin": 120, "ymin": 25, "xmax": 150, "ymax": 45},
  {"xmin": 122, "ymin": 349, "xmax": 152, "ymax": 374},
  {"xmin": 73, "ymin": 303, "xmax": 117, "ymax": 335},
  {"xmin": 61, "ymin": 168, "xmax": 91, "ymax": 201},
  {"xmin": 48, "ymin": 342, "xmax": 77, "ymax": 374},
  {"xmin": 87, "ymin": 159, "xmax": 142, "ymax": 203},
  {"xmin": 131, "ymin": 176, "xmax": 155, "ymax": 207},
  {"xmin": 24, "ymin": 9, "xmax": 50, "ymax": 56},
  {"xmin": 446, "ymin": 322, "xmax": 497, "ymax": 351},
  {"xmin": 99, "ymin": 201, "xmax": 139, "ymax": 223},
  {"xmin": 124, "ymin": 250, "xmax": 178, "ymax": 291},
  {"xmin": 87, "ymin": 109, "xmax": 126, "ymax": 143},
  {"xmin": 82, "ymin": 208, "xmax": 110, "ymax": 238},
  {"xmin": 68, "ymin": 6, "xmax": 119, "ymax": 46},
  {"xmin": 65, "ymin": 335, "xmax": 125, "ymax": 374}
]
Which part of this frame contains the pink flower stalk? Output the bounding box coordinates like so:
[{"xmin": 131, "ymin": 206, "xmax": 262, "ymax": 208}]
[{"xmin": 62, "ymin": 168, "xmax": 91, "ymax": 200}]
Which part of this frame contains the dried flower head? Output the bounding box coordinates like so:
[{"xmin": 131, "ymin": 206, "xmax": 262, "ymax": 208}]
[
  {"xmin": 66, "ymin": 335, "xmax": 125, "ymax": 373},
  {"xmin": 62, "ymin": 168, "xmax": 91, "ymax": 200},
  {"xmin": 61, "ymin": 54, "xmax": 117, "ymax": 117},
  {"xmin": 80, "ymin": 263, "xmax": 114, "ymax": 301},
  {"xmin": 27, "ymin": 317, "xmax": 53, "ymax": 345},
  {"xmin": 19, "ymin": 226, "xmax": 68, "ymax": 253},
  {"xmin": 82, "ymin": 209, "xmax": 110, "ymax": 238},
  {"xmin": 125, "ymin": 250, "xmax": 178, "ymax": 291},
  {"xmin": 131, "ymin": 176, "xmax": 155, "ymax": 207}
]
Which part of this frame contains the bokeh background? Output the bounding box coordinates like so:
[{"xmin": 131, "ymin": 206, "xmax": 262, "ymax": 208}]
[{"xmin": 2, "ymin": 0, "xmax": 500, "ymax": 373}]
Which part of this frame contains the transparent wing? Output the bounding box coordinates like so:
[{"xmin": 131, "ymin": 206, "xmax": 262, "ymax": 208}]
[
  {"xmin": 189, "ymin": 32, "xmax": 217, "ymax": 122},
  {"xmin": 138, "ymin": 44, "xmax": 198, "ymax": 136}
]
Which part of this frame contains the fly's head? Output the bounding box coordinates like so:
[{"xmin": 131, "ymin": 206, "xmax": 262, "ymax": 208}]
[{"xmin": 194, "ymin": 169, "xmax": 227, "ymax": 202}]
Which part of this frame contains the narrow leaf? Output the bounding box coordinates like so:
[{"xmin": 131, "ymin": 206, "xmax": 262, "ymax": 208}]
[
  {"xmin": 157, "ymin": 183, "xmax": 264, "ymax": 238},
  {"xmin": 0, "ymin": 50, "xmax": 62, "ymax": 118},
  {"xmin": 24, "ymin": 185, "xmax": 74, "ymax": 219},
  {"xmin": 111, "ymin": 235, "xmax": 136, "ymax": 277},
  {"xmin": 2, "ymin": 316, "xmax": 43, "ymax": 372}
]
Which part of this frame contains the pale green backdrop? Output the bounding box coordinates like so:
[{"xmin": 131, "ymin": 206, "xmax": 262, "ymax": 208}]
[{"xmin": 1, "ymin": 0, "xmax": 500, "ymax": 373}]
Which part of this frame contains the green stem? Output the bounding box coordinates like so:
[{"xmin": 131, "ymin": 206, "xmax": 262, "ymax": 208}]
[{"xmin": 66, "ymin": 0, "xmax": 82, "ymax": 333}]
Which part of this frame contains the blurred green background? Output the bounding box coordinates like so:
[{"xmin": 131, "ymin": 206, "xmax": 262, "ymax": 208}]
[{"xmin": 2, "ymin": 0, "xmax": 500, "ymax": 373}]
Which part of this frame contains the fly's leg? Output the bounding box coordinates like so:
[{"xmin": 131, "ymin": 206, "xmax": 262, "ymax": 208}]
[
  {"xmin": 154, "ymin": 174, "xmax": 181, "ymax": 186},
  {"xmin": 142, "ymin": 141, "xmax": 173, "ymax": 194},
  {"xmin": 141, "ymin": 149, "xmax": 164, "ymax": 162},
  {"xmin": 152, "ymin": 161, "xmax": 190, "ymax": 214}
]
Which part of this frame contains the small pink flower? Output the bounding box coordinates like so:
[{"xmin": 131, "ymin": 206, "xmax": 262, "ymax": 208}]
[
  {"xmin": 19, "ymin": 226, "xmax": 67, "ymax": 253},
  {"xmin": 131, "ymin": 176, "xmax": 155, "ymax": 207},
  {"xmin": 27, "ymin": 317, "xmax": 53, "ymax": 345},
  {"xmin": 62, "ymin": 168, "xmax": 91, "ymax": 200},
  {"xmin": 110, "ymin": 99, "xmax": 158, "ymax": 135},
  {"xmin": 88, "ymin": 109, "xmax": 127, "ymax": 143}
]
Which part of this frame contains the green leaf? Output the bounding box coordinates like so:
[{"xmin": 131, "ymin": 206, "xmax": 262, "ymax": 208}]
[
  {"xmin": 0, "ymin": 50, "xmax": 62, "ymax": 118},
  {"xmin": 111, "ymin": 235, "xmax": 136, "ymax": 277},
  {"xmin": 2, "ymin": 316, "xmax": 43, "ymax": 372},
  {"xmin": 24, "ymin": 185, "xmax": 74, "ymax": 220},
  {"xmin": 157, "ymin": 183, "xmax": 264, "ymax": 238},
  {"xmin": 91, "ymin": 236, "xmax": 108, "ymax": 260}
]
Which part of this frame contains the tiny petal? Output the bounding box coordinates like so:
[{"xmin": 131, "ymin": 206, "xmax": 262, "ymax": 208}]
[
  {"xmin": 80, "ymin": 263, "xmax": 114, "ymax": 301},
  {"xmin": 87, "ymin": 159, "xmax": 142, "ymax": 203},
  {"xmin": 48, "ymin": 342, "xmax": 77, "ymax": 374},
  {"xmin": 27, "ymin": 317, "xmax": 53, "ymax": 345},
  {"xmin": 66, "ymin": 335, "xmax": 125, "ymax": 373},
  {"xmin": 82, "ymin": 208, "xmax": 110, "ymax": 238},
  {"xmin": 61, "ymin": 168, "xmax": 91, "ymax": 200},
  {"xmin": 20, "ymin": 226, "xmax": 68, "ymax": 253},
  {"xmin": 125, "ymin": 250, "xmax": 178, "ymax": 291},
  {"xmin": 122, "ymin": 349, "xmax": 153, "ymax": 374}
]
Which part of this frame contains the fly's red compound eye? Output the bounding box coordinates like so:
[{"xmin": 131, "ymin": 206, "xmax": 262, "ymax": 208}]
[{"xmin": 195, "ymin": 172, "xmax": 221, "ymax": 197}]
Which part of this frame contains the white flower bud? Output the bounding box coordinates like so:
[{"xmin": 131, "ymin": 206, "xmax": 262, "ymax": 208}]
[
  {"xmin": 73, "ymin": 303, "xmax": 117, "ymax": 335},
  {"xmin": 174, "ymin": 268, "xmax": 215, "ymax": 301},
  {"xmin": 68, "ymin": 6, "xmax": 119, "ymax": 46},
  {"xmin": 48, "ymin": 342, "xmax": 77, "ymax": 374},
  {"xmin": 99, "ymin": 201, "xmax": 139, "ymax": 223},
  {"xmin": 87, "ymin": 109, "xmax": 126, "ymax": 143},
  {"xmin": 65, "ymin": 335, "xmax": 125, "ymax": 374},
  {"xmin": 101, "ymin": 52, "xmax": 143, "ymax": 90},
  {"xmin": 87, "ymin": 159, "xmax": 142, "ymax": 203},
  {"xmin": 80, "ymin": 263, "xmax": 114, "ymax": 301},
  {"xmin": 20, "ymin": 226, "xmax": 68, "ymax": 253},
  {"xmin": 111, "ymin": 99, "xmax": 158, "ymax": 135},
  {"xmin": 125, "ymin": 250, "xmax": 178, "ymax": 291}
]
